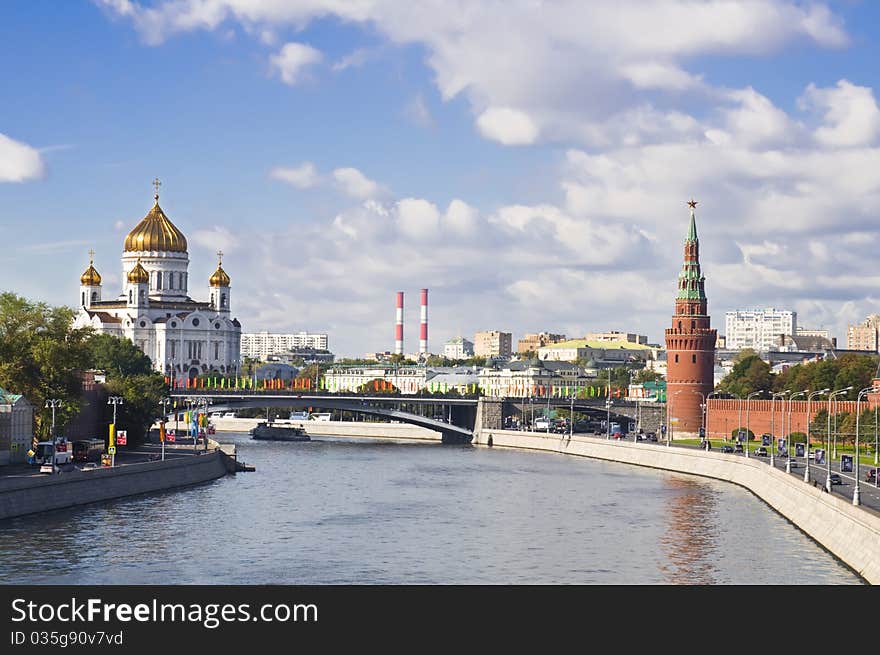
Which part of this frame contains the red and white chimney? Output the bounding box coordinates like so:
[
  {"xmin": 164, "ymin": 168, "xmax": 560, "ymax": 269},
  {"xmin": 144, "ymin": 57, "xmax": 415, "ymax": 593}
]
[
  {"xmin": 419, "ymin": 288, "xmax": 428, "ymax": 355},
  {"xmin": 395, "ymin": 291, "xmax": 404, "ymax": 355}
]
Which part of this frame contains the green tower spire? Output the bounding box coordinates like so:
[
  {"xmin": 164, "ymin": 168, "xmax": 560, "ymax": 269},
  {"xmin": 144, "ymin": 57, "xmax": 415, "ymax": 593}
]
[{"xmin": 676, "ymin": 199, "xmax": 706, "ymax": 302}]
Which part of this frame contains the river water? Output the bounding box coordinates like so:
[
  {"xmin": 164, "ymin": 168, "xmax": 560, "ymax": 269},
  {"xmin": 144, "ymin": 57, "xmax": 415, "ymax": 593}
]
[{"xmin": 0, "ymin": 433, "xmax": 861, "ymax": 584}]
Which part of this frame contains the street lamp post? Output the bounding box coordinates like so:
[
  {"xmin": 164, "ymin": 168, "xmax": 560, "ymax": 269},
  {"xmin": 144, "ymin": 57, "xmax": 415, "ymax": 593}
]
[
  {"xmin": 804, "ymin": 388, "xmax": 830, "ymax": 483},
  {"xmin": 786, "ymin": 391, "xmax": 806, "ymax": 474},
  {"xmin": 691, "ymin": 390, "xmax": 706, "ymax": 446},
  {"xmin": 606, "ymin": 368, "xmax": 612, "ymax": 440},
  {"xmin": 853, "ymin": 386, "xmax": 872, "ymax": 506},
  {"xmin": 745, "ymin": 391, "xmax": 763, "ymax": 458},
  {"xmin": 44, "ymin": 399, "xmax": 63, "ymax": 467},
  {"xmin": 769, "ymin": 391, "xmax": 788, "ymax": 468},
  {"xmin": 159, "ymin": 398, "xmax": 171, "ymax": 461},
  {"xmin": 706, "ymin": 391, "xmax": 722, "ymax": 444},
  {"xmin": 824, "ymin": 388, "xmax": 849, "ymax": 489},
  {"xmin": 569, "ymin": 394, "xmax": 574, "ymax": 441},
  {"xmin": 107, "ymin": 396, "xmax": 123, "ymax": 468}
]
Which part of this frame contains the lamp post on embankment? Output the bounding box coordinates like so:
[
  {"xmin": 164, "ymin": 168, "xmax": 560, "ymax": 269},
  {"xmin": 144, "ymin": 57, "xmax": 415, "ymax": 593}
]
[
  {"xmin": 745, "ymin": 391, "xmax": 763, "ymax": 458},
  {"xmin": 770, "ymin": 391, "xmax": 788, "ymax": 468},
  {"xmin": 706, "ymin": 391, "xmax": 722, "ymax": 443},
  {"xmin": 823, "ymin": 388, "xmax": 848, "ymax": 489},
  {"xmin": 786, "ymin": 391, "xmax": 806, "ymax": 474},
  {"xmin": 853, "ymin": 386, "xmax": 872, "ymax": 506},
  {"xmin": 805, "ymin": 388, "xmax": 829, "ymax": 483}
]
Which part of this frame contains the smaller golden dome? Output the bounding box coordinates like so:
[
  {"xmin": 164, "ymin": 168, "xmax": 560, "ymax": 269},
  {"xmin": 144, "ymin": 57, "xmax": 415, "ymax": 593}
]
[
  {"xmin": 80, "ymin": 260, "xmax": 102, "ymax": 286},
  {"xmin": 209, "ymin": 262, "xmax": 230, "ymax": 287},
  {"xmin": 127, "ymin": 259, "xmax": 149, "ymax": 284}
]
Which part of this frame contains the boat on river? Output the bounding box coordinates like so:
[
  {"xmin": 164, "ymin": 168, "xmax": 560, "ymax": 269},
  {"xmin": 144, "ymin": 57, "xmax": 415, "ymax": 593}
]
[{"xmin": 250, "ymin": 420, "xmax": 311, "ymax": 442}]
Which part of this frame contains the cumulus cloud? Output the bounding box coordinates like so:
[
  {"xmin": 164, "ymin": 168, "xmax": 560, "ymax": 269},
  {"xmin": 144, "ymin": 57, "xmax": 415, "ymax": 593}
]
[
  {"xmin": 476, "ymin": 107, "xmax": 539, "ymax": 145},
  {"xmin": 94, "ymin": 1, "xmax": 880, "ymax": 351},
  {"xmin": 800, "ymin": 80, "xmax": 880, "ymax": 147},
  {"xmin": 332, "ymin": 167, "xmax": 383, "ymax": 199},
  {"xmin": 270, "ymin": 162, "xmax": 320, "ymax": 188},
  {"xmin": 269, "ymin": 42, "xmax": 322, "ymax": 85},
  {"xmin": 0, "ymin": 133, "xmax": 45, "ymax": 182}
]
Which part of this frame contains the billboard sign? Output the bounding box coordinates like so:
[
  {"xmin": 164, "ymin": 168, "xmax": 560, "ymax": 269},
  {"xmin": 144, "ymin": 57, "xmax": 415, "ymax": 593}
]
[
  {"xmin": 814, "ymin": 449, "xmax": 825, "ymax": 465},
  {"xmin": 116, "ymin": 430, "xmax": 127, "ymax": 446},
  {"xmin": 761, "ymin": 434, "xmax": 771, "ymax": 447},
  {"xmin": 841, "ymin": 455, "xmax": 853, "ymax": 473},
  {"xmin": 795, "ymin": 443, "xmax": 805, "ymax": 457},
  {"xmin": 777, "ymin": 438, "xmax": 786, "ymax": 454}
]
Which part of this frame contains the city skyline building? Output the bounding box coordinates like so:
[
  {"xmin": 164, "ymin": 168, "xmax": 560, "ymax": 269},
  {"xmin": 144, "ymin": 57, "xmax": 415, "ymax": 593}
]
[
  {"xmin": 846, "ymin": 314, "xmax": 880, "ymax": 352},
  {"xmin": 474, "ymin": 330, "xmax": 513, "ymax": 358},
  {"xmin": 725, "ymin": 308, "xmax": 797, "ymax": 351},
  {"xmin": 665, "ymin": 200, "xmax": 716, "ymax": 437},
  {"xmin": 241, "ymin": 330, "xmax": 329, "ymax": 360}
]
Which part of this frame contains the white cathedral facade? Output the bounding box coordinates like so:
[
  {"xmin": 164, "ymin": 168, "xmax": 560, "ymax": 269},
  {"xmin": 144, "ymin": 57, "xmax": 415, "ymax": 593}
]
[{"xmin": 74, "ymin": 183, "xmax": 242, "ymax": 383}]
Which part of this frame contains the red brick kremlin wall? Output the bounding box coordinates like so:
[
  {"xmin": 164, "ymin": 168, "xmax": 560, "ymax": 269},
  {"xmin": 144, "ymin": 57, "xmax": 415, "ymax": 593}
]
[{"xmin": 706, "ymin": 397, "xmax": 880, "ymax": 441}]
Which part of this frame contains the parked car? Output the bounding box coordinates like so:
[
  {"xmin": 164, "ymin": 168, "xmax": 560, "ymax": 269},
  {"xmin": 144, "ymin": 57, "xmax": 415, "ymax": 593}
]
[
  {"xmin": 721, "ymin": 445, "xmax": 735, "ymax": 453},
  {"xmin": 734, "ymin": 444, "xmax": 744, "ymax": 453},
  {"xmin": 830, "ymin": 473, "xmax": 842, "ymax": 485},
  {"xmin": 755, "ymin": 447, "xmax": 769, "ymax": 457},
  {"xmin": 646, "ymin": 432, "xmax": 657, "ymax": 442},
  {"xmin": 81, "ymin": 462, "xmax": 99, "ymax": 470},
  {"xmin": 865, "ymin": 469, "xmax": 876, "ymax": 483}
]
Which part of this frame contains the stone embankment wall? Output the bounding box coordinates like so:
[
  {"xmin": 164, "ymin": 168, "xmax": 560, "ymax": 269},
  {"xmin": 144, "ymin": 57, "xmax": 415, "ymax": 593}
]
[
  {"xmin": 473, "ymin": 428, "xmax": 880, "ymax": 584},
  {"xmin": 0, "ymin": 451, "xmax": 228, "ymax": 521}
]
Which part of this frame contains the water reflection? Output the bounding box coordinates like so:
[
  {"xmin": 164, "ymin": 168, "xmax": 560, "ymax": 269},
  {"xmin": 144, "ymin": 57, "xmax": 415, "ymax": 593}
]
[{"xmin": 659, "ymin": 476, "xmax": 721, "ymax": 584}]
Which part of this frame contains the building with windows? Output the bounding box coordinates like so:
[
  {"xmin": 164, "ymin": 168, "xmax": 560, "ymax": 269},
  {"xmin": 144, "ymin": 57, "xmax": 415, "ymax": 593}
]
[
  {"xmin": 584, "ymin": 331, "xmax": 648, "ymax": 345},
  {"xmin": 537, "ymin": 339, "xmax": 656, "ymax": 364},
  {"xmin": 846, "ymin": 315, "xmax": 880, "ymax": 352},
  {"xmin": 443, "ymin": 336, "xmax": 474, "ymax": 359},
  {"xmin": 724, "ymin": 308, "xmax": 796, "ymax": 351},
  {"xmin": 0, "ymin": 388, "xmax": 33, "ymax": 465},
  {"xmin": 241, "ymin": 331, "xmax": 329, "ymax": 360},
  {"xmin": 517, "ymin": 332, "xmax": 566, "ymax": 353},
  {"xmin": 73, "ymin": 183, "xmax": 242, "ymax": 383},
  {"xmin": 474, "ymin": 331, "xmax": 512, "ymax": 358}
]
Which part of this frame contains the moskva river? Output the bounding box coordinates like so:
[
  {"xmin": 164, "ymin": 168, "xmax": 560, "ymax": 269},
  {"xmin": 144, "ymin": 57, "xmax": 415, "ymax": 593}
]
[{"xmin": 0, "ymin": 433, "xmax": 861, "ymax": 584}]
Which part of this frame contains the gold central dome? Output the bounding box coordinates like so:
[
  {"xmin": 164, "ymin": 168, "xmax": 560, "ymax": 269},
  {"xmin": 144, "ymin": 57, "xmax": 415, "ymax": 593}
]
[
  {"xmin": 127, "ymin": 259, "xmax": 149, "ymax": 284},
  {"xmin": 124, "ymin": 193, "xmax": 187, "ymax": 253},
  {"xmin": 80, "ymin": 261, "xmax": 102, "ymax": 286},
  {"xmin": 209, "ymin": 263, "xmax": 230, "ymax": 287}
]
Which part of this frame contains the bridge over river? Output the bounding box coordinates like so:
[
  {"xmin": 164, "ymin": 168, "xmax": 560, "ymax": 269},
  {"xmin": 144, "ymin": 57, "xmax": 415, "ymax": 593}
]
[{"xmin": 169, "ymin": 391, "xmax": 666, "ymax": 443}]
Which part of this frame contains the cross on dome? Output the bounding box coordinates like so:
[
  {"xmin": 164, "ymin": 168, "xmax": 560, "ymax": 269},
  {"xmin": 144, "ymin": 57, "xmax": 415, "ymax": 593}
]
[{"xmin": 153, "ymin": 177, "xmax": 162, "ymax": 201}]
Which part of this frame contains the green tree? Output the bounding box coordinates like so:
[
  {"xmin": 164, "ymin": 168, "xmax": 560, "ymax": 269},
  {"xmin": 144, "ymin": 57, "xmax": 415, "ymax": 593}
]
[
  {"xmin": 102, "ymin": 374, "xmax": 168, "ymax": 446},
  {"xmin": 87, "ymin": 333, "xmax": 154, "ymax": 377},
  {"xmin": 717, "ymin": 354, "xmax": 772, "ymax": 397},
  {"xmin": 633, "ymin": 368, "xmax": 664, "ymax": 384},
  {"xmin": 0, "ymin": 292, "xmax": 93, "ymax": 437}
]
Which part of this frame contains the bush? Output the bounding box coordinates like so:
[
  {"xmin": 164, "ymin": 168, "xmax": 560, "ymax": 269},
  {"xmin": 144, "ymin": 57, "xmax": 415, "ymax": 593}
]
[
  {"xmin": 788, "ymin": 431, "xmax": 807, "ymax": 444},
  {"xmin": 731, "ymin": 427, "xmax": 755, "ymax": 441}
]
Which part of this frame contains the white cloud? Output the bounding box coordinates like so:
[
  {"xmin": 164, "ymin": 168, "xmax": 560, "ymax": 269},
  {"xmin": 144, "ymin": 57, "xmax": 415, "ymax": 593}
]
[
  {"xmin": 331, "ymin": 48, "xmax": 373, "ymax": 72},
  {"xmin": 0, "ymin": 133, "xmax": 45, "ymax": 183},
  {"xmin": 444, "ymin": 199, "xmax": 478, "ymax": 236},
  {"xmin": 269, "ymin": 42, "xmax": 322, "ymax": 86},
  {"xmin": 396, "ymin": 198, "xmax": 440, "ymax": 240},
  {"xmin": 800, "ymin": 80, "xmax": 880, "ymax": 147},
  {"xmin": 191, "ymin": 225, "xmax": 240, "ymax": 255},
  {"xmin": 270, "ymin": 162, "xmax": 320, "ymax": 188},
  {"xmin": 332, "ymin": 167, "xmax": 382, "ymax": 199},
  {"xmin": 476, "ymin": 107, "xmax": 538, "ymax": 145}
]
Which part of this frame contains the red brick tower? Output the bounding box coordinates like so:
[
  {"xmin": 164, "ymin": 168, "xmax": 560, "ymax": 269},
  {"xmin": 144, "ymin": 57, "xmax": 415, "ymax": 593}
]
[{"xmin": 665, "ymin": 200, "xmax": 716, "ymax": 436}]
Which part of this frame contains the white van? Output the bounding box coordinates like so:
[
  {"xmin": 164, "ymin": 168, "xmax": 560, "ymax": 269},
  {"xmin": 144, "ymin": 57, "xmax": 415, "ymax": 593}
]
[{"xmin": 223, "ymin": 412, "xmax": 237, "ymax": 419}]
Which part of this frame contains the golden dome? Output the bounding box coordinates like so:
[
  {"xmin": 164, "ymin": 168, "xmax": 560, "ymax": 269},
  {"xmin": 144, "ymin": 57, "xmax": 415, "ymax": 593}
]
[
  {"xmin": 123, "ymin": 192, "xmax": 187, "ymax": 253},
  {"xmin": 127, "ymin": 259, "xmax": 149, "ymax": 284},
  {"xmin": 80, "ymin": 260, "xmax": 102, "ymax": 286},
  {"xmin": 209, "ymin": 262, "xmax": 231, "ymax": 287}
]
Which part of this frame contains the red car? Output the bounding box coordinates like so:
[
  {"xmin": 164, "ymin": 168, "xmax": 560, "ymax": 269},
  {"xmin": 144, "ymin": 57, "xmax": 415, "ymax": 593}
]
[{"xmin": 866, "ymin": 469, "xmax": 877, "ymax": 483}]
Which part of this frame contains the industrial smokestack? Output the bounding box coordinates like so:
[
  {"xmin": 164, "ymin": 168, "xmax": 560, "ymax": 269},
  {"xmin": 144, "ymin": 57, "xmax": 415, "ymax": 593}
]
[
  {"xmin": 420, "ymin": 288, "xmax": 428, "ymax": 354},
  {"xmin": 395, "ymin": 291, "xmax": 404, "ymax": 355}
]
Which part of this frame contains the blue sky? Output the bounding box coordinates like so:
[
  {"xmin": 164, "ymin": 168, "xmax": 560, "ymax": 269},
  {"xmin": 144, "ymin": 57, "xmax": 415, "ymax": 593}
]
[{"xmin": 3, "ymin": 1, "xmax": 880, "ymax": 356}]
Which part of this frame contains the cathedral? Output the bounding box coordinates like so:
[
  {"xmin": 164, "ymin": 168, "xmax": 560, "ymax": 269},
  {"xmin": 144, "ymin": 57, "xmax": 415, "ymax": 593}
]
[{"xmin": 74, "ymin": 180, "xmax": 242, "ymax": 383}]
